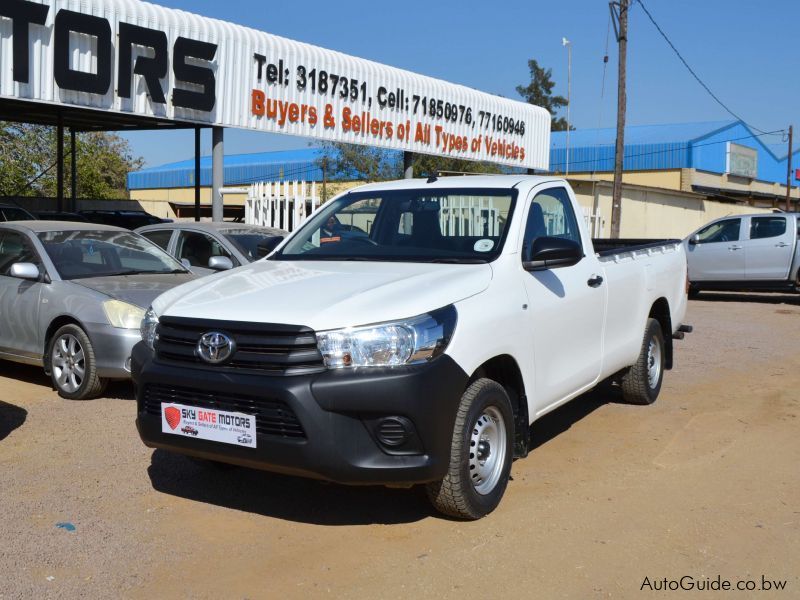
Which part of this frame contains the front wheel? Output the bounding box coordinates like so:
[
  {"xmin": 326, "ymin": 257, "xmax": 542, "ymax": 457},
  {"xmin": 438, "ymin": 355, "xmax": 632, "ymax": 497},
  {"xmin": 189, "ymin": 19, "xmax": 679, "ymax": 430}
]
[
  {"xmin": 620, "ymin": 318, "xmax": 665, "ymax": 405},
  {"xmin": 49, "ymin": 324, "xmax": 107, "ymax": 400},
  {"xmin": 426, "ymin": 378, "xmax": 514, "ymax": 520}
]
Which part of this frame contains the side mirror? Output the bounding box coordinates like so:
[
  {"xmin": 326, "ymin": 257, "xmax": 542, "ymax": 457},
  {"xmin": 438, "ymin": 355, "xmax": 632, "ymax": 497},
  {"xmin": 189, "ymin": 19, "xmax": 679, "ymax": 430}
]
[
  {"xmin": 256, "ymin": 236, "xmax": 284, "ymax": 258},
  {"xmin": 523, "ymin": 237, "xmax": 583, "ymax": 272},
  {"xmin": 9, "ymin": 262, "xmax": 40, "ymax": 281},
  {"xmin": 688, "ymin": 234, "xmax": 700, "ymax": 245},
  {"xmin": 208, "ymin": 256, "xmax": 233, "ymax": 271}
]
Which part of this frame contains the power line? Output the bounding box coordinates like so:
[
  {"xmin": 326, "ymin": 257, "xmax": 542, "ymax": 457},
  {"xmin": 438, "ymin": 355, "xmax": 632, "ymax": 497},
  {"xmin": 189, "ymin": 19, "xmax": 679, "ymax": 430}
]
[
  {"xmin": 636, "ymin": 0, "xmax": 779, "ymax": 137},
  {"xmin": 550, "ymin": 129, "xmax": 784, "ymax": 170}
]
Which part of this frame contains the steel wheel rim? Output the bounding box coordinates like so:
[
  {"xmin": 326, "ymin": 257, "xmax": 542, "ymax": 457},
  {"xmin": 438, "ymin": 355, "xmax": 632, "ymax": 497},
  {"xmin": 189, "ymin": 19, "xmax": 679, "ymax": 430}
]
[
  {"xmin": 52, "ymin": 334, "xmax": 85, "ymax": 393},
  {"xmin": 647, "ymin": 336, "xmax": 662, "ymax": 389},
  {"xmin": 469, "ymin": 406, "xmax": 507, "ymax": 495}
]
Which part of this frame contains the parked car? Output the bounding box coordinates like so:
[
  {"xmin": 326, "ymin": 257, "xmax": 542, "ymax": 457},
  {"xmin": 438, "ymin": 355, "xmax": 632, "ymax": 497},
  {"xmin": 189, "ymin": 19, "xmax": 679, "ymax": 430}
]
[
  {"xmin": 35, "ymin": 211, "xmax": 89, "ymax": 223},
  {"xmin": 685, "ymin": 212, "xmax": 800, "ymax": 296},
  {"xmin": 133, "ymin": 175, "xmax": 690, "ymax": 519},
  {"xmin": 79, "ymin": 210, "xmax": 170, "ymax": 230},
  {"xmin": 136, "ymin": 222, "xmax": 287, "ymax": 276},
  {"xmin": 0, "ymin": 204, "xmax": 37, "ymax": 222},
  {"xmin": 181, "ymin": 426, "xmax": 199, "ymax": 436},
  {"xmin": 0, "ymin": 221, "xmax": 194, "ymax": 399}
]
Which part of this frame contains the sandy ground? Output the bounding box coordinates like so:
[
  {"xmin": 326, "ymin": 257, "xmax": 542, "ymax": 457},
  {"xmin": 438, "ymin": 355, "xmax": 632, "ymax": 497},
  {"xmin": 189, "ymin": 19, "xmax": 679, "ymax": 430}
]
[{"xmin": 1, "ymin": 292, "xmax": 799, "ymax": 599}]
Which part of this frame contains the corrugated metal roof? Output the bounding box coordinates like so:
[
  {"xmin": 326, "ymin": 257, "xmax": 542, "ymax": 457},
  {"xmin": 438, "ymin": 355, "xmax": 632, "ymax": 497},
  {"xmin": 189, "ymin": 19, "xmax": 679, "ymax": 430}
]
[{"xmin": 127, "ymin": 148, "xmax": 328, "ymax": 189}]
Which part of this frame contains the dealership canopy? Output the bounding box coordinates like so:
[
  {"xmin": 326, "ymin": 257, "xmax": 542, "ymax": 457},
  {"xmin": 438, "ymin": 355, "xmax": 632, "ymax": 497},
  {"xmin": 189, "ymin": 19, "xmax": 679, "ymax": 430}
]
[{"xmin": 0, "ymin": 0, "xmax": 551, "ymax": 170}]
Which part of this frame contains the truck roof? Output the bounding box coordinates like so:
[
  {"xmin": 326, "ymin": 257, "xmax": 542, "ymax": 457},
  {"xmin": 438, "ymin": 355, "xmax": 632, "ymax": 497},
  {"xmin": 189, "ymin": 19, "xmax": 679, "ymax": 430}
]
[{"xmin": 349, "ymin": 175, "xmax": 564, "ymax": 193}]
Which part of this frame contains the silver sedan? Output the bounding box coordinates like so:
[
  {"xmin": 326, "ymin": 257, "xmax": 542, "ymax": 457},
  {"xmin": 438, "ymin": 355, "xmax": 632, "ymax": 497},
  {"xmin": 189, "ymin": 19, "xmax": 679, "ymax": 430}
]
[
  {"xmin": 136, "ymin": 222, "xmax": 286, "ymax": 276},
  {"xmin": 0, "ymin": 221, "xmax": 195, "ymax": 399}
]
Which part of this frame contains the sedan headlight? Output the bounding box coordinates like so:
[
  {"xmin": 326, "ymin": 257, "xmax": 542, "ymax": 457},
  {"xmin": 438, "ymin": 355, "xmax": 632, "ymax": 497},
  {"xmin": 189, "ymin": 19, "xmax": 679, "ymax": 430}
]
[
  {"xmin": 140, "ymin": 307, "xmax": 159, "ymax": 349},
  {"xmin": 316, "ymin": 305, "xmax": 457, "ymax": 369},
  {"xmin": 103, "ymin": 300, "xmax": 146, "ymax": 329}
]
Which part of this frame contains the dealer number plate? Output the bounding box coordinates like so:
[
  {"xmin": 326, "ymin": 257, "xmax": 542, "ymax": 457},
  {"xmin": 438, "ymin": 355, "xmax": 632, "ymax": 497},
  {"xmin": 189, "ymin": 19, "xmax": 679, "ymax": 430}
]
[{"xmin": 161, "ymin": 402, "xmax": 257, "ymax": 448}]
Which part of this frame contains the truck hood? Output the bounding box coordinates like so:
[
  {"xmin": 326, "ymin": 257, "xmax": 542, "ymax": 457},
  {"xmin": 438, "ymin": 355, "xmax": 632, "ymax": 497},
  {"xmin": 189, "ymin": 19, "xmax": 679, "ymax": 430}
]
[
  {"xmin": 73, "ymin": 273, "xmax": 196, "ymax": 309},
  {"xmin": 152, "ymin": 260, "xmax": 492, "ymax": 330}
]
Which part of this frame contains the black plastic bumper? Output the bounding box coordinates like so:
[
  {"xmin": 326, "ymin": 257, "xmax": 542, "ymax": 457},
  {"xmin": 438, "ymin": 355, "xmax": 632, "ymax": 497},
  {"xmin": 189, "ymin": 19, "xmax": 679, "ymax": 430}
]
[{"xmin": 132, "ymin": 342, "xmax": 469, "ymax": 485}]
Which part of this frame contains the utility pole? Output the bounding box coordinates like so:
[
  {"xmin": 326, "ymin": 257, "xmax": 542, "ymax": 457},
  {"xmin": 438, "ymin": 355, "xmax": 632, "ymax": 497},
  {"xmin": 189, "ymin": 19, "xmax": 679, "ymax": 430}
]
[
  {"xmin": 562, "ymin": 37, "xmax": 572, "ymax": 175},
  {"xmin": 786, "ymin": 125, "xmax": 793, "ymax": 212},
  {"xmin": 610, "ymin": 0, "xmax": 629, "ymax": 238}
]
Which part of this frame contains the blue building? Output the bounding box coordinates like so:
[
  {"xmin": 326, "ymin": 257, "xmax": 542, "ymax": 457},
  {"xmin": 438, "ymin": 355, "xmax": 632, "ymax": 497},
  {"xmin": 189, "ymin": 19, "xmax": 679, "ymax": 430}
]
[{"xmin": 549, "ymin": 120, "xmax": 798, "ymax": 207}]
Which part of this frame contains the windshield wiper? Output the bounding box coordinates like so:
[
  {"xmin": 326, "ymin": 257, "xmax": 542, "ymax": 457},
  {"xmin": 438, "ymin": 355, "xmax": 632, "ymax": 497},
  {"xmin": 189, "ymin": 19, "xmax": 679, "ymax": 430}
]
[
  {"xmin": 423, "ymin": 258, "xmax": 488, "ymax": 264},
  {"xmin": 113, "ymin": 269, "xmax": 187, "ymax": 276}
]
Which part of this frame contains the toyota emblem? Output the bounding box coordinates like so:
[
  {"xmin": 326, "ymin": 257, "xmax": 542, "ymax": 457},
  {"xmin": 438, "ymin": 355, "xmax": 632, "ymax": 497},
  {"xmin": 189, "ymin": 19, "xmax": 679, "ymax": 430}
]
[{"xmin": 196, "ymin": 331, "xmax": 235, "ymax": 364}]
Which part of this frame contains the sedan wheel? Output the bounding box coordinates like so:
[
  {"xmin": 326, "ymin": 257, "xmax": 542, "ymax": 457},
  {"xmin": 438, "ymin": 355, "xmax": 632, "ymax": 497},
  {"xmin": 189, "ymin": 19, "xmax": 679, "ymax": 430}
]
[{"xmin": 49, "ymin": 324, "xmax": 107, "ymax": 400}]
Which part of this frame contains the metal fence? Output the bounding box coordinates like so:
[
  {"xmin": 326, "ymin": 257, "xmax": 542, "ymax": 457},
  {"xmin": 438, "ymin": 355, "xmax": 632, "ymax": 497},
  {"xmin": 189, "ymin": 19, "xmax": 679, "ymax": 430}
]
[{"xmin": 246, "ymin": 181, "xmax": 321, "ymax": 232}]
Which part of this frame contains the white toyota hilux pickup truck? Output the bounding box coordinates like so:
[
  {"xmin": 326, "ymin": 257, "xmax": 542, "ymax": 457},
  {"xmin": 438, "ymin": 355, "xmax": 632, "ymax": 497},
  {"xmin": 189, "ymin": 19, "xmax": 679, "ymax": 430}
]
[{"xmin": 133, "ymin": 175, "xmax": 691, "ymax": 519}]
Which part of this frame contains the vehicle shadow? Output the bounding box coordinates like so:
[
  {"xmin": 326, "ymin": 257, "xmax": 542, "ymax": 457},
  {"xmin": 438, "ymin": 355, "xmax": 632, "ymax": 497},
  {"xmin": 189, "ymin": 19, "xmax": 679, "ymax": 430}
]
[
  {"xmin": 147, "ymin": 449, "xmax": 433, "ymax": 526},
  {"xmin": 0, "ymin": 361, "xmax": 50, "ymax": 389},
  {"xmin": 527, "ymin": 384, "xmax": 619, "ymax": 452},
  {"xmin": 0, "ymin": 400, "xmax": 27, "ymax": 441},
  {"xmin": 694, "ymin": 291, "xmax": 800, "ymax": 306}
]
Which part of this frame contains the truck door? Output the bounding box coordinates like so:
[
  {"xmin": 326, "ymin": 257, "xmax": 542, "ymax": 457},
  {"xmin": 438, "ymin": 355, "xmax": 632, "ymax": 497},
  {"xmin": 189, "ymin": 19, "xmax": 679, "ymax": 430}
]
[
  {"xmin": 0, "ymin": 230, "xmax": 44, "ymax": 358},
  {"xmin": 745, "ymin": 215, "xmax": 794, "ymax": 280},
  {"xmin": 686, "ymin": 218, "xmax": 744, "ymax": 281},
  {"xmin": 520, "ymin": 187, "xmax": 605, "ymax": 412}
]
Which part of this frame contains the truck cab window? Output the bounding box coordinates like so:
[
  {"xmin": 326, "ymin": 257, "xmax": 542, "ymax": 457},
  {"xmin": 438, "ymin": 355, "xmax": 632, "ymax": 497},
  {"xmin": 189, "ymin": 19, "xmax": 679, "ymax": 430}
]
[
  {"xmin": 695, "ymin": 218, "xmax": 741, "ymax": 244},
  {"xmin": 522, "ymin": 187, "xmax": 581, "ymax": 254},
  {"xmin": 750, "ymin": 217, "xmax": 786, "ymax": 240}
]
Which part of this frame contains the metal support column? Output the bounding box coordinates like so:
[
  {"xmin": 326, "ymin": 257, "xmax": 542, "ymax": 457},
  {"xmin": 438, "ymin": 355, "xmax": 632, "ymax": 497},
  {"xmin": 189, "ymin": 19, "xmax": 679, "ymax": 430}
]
[
  {"xmin": 403, "ymin": 151, "xmax": 414, "ymax": 179},
  {"xmin": 212, "ymin": 127, "xmax": 224, "ymax": 222},
  {"xmin": 70, "ymin": 128, "xmax": 77, "ymax": 212},
  {"xmin": 56, "ymin": 116, "xmax": 64, "ymax": 212},
  {"xmin": 194, "ymin": 127, "xmax": 201, "ymax": 221}
]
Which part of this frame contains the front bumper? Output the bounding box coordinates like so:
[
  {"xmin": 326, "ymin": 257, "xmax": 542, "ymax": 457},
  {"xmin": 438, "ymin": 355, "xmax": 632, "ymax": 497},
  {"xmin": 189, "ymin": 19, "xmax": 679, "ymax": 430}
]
[
  {"xmin": 132, "ymin": 342, "xmax": 469, "ymax": 485},
  {"xmin": 85, "ymin": 323, "xmax": 139, "ymax": 379}
]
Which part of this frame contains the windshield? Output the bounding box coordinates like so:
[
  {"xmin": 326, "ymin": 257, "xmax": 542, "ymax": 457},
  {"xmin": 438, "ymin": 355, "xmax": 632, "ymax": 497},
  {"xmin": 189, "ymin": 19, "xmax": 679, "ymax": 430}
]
[
  {"xmin": 223, "ymin": 229, "xmax": 283, "ymax": 261},
  {"xmin": 2, "ymin": 207, "xmax": 36, "ymax": 221},
  {"xmin": 276, "ymin": 188, "xmax": 517, "ymax": 263},
  {"xmin": 38, "ymin": 230, "xmax": 187, "ymax": 280}
]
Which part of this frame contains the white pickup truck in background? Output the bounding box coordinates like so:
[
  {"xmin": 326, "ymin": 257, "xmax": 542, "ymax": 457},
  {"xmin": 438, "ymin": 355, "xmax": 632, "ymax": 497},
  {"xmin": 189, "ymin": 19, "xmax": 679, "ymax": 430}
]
[
  {"xmin": 133, "ymin": 175, "xmax": 691, "ymax": 519},
  {"xmin": 685, "ymin": 212, "xmax": 800, "ymax": 296}
]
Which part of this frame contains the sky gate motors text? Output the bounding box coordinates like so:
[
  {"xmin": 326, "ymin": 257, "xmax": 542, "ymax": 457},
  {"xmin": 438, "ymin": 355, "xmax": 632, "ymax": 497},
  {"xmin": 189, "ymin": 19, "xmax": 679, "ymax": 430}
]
[{"xmin": 0, "ymin": 1, "xmax": 217, "ymax": 111}]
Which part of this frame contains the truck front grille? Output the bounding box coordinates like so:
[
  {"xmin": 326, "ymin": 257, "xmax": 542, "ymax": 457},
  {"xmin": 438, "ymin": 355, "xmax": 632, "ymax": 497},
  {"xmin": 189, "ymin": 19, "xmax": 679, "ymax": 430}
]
[
  {"xmin": 144, "ymin": 384, "xmax": 306, "ymax": 439},
  {"xmin": 155, "ymin": 316, "xmax": 325, "ymax": 376}
]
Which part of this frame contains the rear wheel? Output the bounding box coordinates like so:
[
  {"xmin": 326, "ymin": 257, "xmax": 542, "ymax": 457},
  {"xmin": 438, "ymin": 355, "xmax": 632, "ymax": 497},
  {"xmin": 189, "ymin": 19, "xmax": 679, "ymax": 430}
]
[
  {"xmin": 49, "ymin": 324, "xmax": 107, "ymax": 400},
  {"xmin": 426, "ymin": 378, "xmax": 514, "ymax": 520},
  {"xmin": 620, "ymin": 318, "xmax": 665, "ymax": 405}
]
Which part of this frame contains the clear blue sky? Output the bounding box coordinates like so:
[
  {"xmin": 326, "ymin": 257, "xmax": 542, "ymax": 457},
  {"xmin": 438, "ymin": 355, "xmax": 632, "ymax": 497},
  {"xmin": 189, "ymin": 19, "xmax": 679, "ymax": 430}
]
[{"xmin": 123, "ymin": 0, "xmax": 799, "ymax": 167}]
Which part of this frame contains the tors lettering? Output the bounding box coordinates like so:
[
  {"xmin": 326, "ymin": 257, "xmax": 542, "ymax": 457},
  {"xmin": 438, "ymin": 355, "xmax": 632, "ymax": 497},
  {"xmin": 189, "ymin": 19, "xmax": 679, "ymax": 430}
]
[{"xmin": 0, "ymin": 0, "xmax": 217, "ymax": 111}]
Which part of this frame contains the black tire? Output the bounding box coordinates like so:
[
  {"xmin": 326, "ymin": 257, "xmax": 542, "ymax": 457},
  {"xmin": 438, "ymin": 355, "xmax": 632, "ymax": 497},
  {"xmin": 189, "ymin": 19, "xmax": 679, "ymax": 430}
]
[
  {"xmin": 48, "ymin": 324, "xmax": 107, "ymax": 400},
  {"xmin": 620, "ymin": 318, "xmax": 665, "ymax": 405},
  {"xmin": 426, "ymin": 378, "xmax": 514, "ymax": 520}
]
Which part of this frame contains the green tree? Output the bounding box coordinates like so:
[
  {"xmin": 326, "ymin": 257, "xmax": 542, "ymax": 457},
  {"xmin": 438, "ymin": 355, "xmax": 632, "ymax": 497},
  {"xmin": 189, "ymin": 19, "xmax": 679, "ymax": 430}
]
[
  {"xmin": 317, "ymin": 143, "xmax": 505, "ymax": 190},
  {"xmin": 0, "ymin": 122, "xmax": 143, "ymax": 199},
  {"xmin": 516, "ymin": 59, "xmax": 570, "ymax": 131}
]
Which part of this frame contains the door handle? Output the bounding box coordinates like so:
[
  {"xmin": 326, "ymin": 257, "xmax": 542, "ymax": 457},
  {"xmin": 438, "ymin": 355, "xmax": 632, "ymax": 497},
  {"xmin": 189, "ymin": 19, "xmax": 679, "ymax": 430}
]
[
  {"xmin": 728, "ymin": 245, "xmax": 742, "ymax": 251},
  {"xmin": 587, "ymin": 275, "xmax": 604, "ymax": 288},
  {"xmin": 775, "ymin": 242, "xmax": 789, "ymax": 248}
]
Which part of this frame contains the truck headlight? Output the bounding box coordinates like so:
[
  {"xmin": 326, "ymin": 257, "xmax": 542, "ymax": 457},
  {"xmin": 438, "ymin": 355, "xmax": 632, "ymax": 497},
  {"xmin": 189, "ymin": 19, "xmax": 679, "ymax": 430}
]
[
  {"xmin": 316, "ymin": 305, "xmax": 456, "ymax": 369},
  {"xmin": 103, "ymin": 300, "xmax": 146, "ymax": 329},
  {"xmin": 140, "ymin": 307, "xmax": 159, "ymax": 349}
]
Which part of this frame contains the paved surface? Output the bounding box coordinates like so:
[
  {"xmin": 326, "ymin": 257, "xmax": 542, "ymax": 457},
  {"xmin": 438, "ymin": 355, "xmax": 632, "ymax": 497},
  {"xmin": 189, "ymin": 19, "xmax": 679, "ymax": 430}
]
[{"xmin": 1, "ymin": 292, "xmax": 798, "ymax": 599}]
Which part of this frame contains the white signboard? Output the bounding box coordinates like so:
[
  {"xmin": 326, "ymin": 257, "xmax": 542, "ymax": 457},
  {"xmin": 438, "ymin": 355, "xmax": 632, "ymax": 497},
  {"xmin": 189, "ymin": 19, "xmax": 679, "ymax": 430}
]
[
  {"xmin": 161, "ymin": 402, "xmax": 257, "ymax": 448},
  {"xmin": 726, "ymin": 142, "xmax": 758, "ymax": 179},
  {"xmin": 0, "ymin": 0, "xmax": 551, "ymax": 169}
]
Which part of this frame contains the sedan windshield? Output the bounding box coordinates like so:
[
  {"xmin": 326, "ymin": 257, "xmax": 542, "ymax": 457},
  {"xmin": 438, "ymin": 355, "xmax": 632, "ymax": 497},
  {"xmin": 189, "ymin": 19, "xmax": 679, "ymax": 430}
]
[
  {"xmin": 39, "ymin": 230, "xmax": 187, "ymax": 280},
  {"xmin": 276, "ymin": 188, "xmax": 517, "ymax": 263},
  {"xmin": 223, "ymin": 229, "xmax": 283, "ymax": 261}
]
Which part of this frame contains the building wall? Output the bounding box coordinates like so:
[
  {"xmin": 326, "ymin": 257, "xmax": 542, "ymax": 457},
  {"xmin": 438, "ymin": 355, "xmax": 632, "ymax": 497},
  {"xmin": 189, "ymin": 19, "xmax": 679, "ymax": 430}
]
[{"xmin": 569, "ymin": 180, "xmax": 771, "ymax": 239}]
